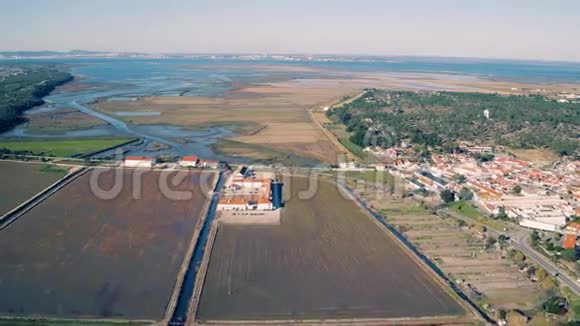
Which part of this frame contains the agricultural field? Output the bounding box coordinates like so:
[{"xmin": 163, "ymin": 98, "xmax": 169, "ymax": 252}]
[
  {"xmin": 197, "ymin": 176, "xmax": 469, "ymax": 322},
  {"xmin": 0, "ymin": 161, "xmax": 68, "ymax": 216},
  {"xmin": 0, "ymin": 137, "xmax": 133, "ymax": 157},
  {"xmin": 361, "ymin": 190, "xmax": 544, "ymax": 313},
  {"xmin": 0, "ymin": 169, "xmax": 215, "ymax": 320}
]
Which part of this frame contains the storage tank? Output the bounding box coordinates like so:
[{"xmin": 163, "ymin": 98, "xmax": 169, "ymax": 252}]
[{"xmin": 270, "ymin": 181, "xmax": 284, "ymax": 209}]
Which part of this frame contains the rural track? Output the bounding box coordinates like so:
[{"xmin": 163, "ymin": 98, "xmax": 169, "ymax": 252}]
[{"xmin": 308, "ymin": 90, "xmax": 366, "ymax": 162}]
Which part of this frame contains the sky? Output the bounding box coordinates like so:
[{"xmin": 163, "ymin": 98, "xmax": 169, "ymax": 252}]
[{"xmin": 1, "ymin": 0, "xmax": 579, "ymax": 62}]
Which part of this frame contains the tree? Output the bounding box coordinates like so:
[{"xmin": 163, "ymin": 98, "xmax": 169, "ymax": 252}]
[
  {"xmin": 453, "ymin": 174, "xmax": 466, "ymax": 184},
  {"xmin": 542, "ymin": 296, "xmax": 568, "ymax": 315},
  {"xmin": 472, "ymin": 224, "xmax": 487, "ymax": 233},
  {"xmin": 485, "ymin": 236, "xmax": 497, "ymax": 250},
  {"xmin": 496, "ymin": 206, "xmax": 508, "ymax": 220},
  {"xmin": 535, "ymin": 267, "xmax": 548, "ymax": 281},
  {"xmin": 512, "ymin": 250, "xmax": 526, "ymax": 263},
  {"xmin": 513, "ymin": 184, "xmax": 522, "ymax": 195},
  {"xmin": 440, "ymin": 189, "xmax": 455, "ymax": 203},
  {"xmin": 459, "ymin": 187, "xmax": 473, "ymax": 201},
  {"xmin": 541, "ymin": 277, "xmax": 557, "ymax": 290},
  {"xmin": 531, "ymin": 230, "xmax": 541, "ymax": 246},
  {"xmin": 498, "ymin": 234, "xmax": 508, "ymax": 248}
]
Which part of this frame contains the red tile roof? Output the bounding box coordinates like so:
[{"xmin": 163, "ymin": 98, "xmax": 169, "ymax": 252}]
[
  {"xmin": 181, "ymin": 156, "xmax": 199, "ymax": 162},
  {"xmin": 566, "ymin": 222, "xmax": 580, "ymax": 233},
  {"xmin": 563, "ymin": 234, "xmax": 577, "ymax": 249},
  {"xmin": 125, "ymin": 156, "xmax": 153, "ymax": 161}
]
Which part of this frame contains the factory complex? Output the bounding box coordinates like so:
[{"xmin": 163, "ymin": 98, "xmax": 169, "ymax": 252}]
[{"xmin": 217, "ymin": 166, "xmax": 284, "ymax": 225}]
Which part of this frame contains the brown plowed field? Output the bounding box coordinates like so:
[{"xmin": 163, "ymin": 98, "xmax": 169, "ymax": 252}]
[
  {"xmin": 0, "ymin": 169, "xmax": 214, "ymax": 320},
  {"xmin": 197, "ymin": 176, "xmax": 466, "ymax": 321},
  {"xmin": 0, "ymin": 161, "xmax": 68, "ymax": 216}
]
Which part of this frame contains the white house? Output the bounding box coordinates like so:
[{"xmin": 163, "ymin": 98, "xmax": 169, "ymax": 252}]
[
  {"xmin": 124, "ymin": 156, "xmax": 155, "ymax": 168},
  {"xmin": 178, "ymin": 155, "xmax": 199, "ymax": 167}
]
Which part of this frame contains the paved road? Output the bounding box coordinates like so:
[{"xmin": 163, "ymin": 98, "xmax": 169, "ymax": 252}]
[
  {"xmin": 440, "ymin": 208, "xmax": 580, "ymax": 295},
  {"xmin": 511, "ymin": 229, "xmax": 580, "ymax": 295}
]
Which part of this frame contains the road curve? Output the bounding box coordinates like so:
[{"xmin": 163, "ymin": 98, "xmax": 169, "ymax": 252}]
[
  {"xmin": 440, "ymin": 208, "xmax": 580, "ymax": 295},
  {"xmin": 511, "ymin": 229, "xmax": 580, "ymax": 295}
]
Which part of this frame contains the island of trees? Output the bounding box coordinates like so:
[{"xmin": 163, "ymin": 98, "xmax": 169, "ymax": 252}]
[
  {"xmin": 327, "ymin": 89, "xmax": 579, "ymax": 157},
  {"xmin": 0, "ymin": 64, "xmax": 73, "ymax": 132}
]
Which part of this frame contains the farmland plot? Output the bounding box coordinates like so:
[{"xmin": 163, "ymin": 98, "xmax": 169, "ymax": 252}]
[
  {"xmin": 0, "ymin": 169, "xmax": 215, "ymax": 320},
  {"xmin": 0, "ymin": 161, "xmax": 68, "ymax": 216},
  {"xmin": 375, "ymin": 197, "xmax": 543, "ymax": 311},
  {"xmin": 198, "ymin": 176, "xmax": 467, "ymax": 322}
]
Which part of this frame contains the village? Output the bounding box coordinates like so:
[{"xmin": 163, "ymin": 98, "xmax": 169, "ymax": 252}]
[{"xmin": 339, "ymin": 145, "xmax": 579, "ymax": 245}]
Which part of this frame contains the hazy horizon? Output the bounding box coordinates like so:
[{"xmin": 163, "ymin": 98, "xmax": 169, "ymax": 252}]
[{"xmin": 2, "ymin": 0, "xmax": 580, "ymax": 62}]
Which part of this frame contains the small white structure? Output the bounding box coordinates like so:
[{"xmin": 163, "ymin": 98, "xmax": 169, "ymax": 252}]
[
  {"xmin": 338, "ymin": 162, "xmax": 357, "ymax": 169},
  {"xmin": 199, "ymin": 159, "xmax": 220, "ymax": 169},
  {"xmin": 375, "ymin": 164, "xmax": 387, "ymax": 171},
  {"xmin": 178, "ymin": 155, "xmax": 199, "ymax": 167},
  {"xmin": 124, "ymin": 156, "xmax": 155, "ymax": 168},
  {"xmin": 483, "ymin": 109, "xmax": 491, "ymax": 119}
]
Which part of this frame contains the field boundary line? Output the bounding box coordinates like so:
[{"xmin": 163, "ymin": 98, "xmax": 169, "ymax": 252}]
[
  {"xmin": 0, "ymin": 315, "xmax": 155, "ymax": 325},
  {"xmin": 0, "ymin": 166, "xmax": 89, "ymax": 231},
  {"xmin": 162, "ymin": 172, "xmax": 219, "ymax": 325},
  {"xmin": 78, "ymin": 137, "xmax": 141, "ymax": 159},
  {"xmin": 199, "ymin": 314, "xmax": 476, "ymax": 326}
]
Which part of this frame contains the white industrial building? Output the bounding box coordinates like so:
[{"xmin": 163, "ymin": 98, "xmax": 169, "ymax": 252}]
[
  {"xmin": 124, "ymin": 156, "xmax": 155, "ymax": 168},
  {"xmin": 178, "ymin": 155, "xmax": 199, "ymax": 167}
]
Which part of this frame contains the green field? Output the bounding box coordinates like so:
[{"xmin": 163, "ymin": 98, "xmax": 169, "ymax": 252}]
[
  {"xmin": 331, "ymin": 125, "xmax": 368, "ymax": 160},
  {"xmin": 0, "ymin": 138, "xmax": 133, "ymax": 157},
  {"xmin": 447, "ymin": 200, "xmax": 509, "ymax": 231}
]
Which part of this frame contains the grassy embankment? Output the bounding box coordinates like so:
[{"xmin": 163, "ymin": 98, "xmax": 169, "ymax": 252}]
[
  {"xmin": 0, "ymin": 138, "xmax": 133, "ymax": 157},
  {"xmin": 324, "ymin": 123, "xmax": 368, "ymax": 160}
]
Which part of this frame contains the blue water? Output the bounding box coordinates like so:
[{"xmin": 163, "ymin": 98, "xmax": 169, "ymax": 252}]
[
  {"xmin": 2, "ymin": 56, "xmax": 579, "ymax": 163},
  {"xmin": 4, "ymin": 56, "xmax": 580, "ymax": 83}
]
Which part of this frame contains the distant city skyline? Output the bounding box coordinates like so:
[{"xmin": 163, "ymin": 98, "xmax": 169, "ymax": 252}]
[{"xmin": 1, "ymin": 0, "xmax": 580, "ymax": 62}]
